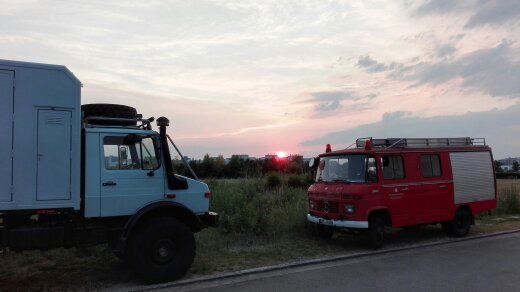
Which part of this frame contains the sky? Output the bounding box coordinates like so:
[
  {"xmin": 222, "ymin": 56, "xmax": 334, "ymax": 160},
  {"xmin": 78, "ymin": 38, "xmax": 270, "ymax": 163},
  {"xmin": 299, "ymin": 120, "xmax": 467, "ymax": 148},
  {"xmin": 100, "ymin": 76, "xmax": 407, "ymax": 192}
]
[{"xmin": 1, "ymin": 0, "xmax": 519, "ymax": 159}]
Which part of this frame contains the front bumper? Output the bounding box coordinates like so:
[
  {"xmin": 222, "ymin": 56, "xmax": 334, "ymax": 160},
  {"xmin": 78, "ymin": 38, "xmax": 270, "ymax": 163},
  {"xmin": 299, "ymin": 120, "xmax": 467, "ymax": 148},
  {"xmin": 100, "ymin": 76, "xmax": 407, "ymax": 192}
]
[
  {"xmin": 307, "ymin": 214, "xmax": 369, "ymax": 229},
  {"xmin": 199, "ymin": 211, "xmax": 219, "ymax": 228}
]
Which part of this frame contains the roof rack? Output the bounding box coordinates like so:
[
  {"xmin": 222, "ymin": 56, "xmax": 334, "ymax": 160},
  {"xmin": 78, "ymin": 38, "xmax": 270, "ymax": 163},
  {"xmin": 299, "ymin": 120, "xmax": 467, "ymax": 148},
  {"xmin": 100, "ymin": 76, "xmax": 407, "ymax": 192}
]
[
  {"xmin": 83, "ymin": 116, "xmax": 155, "ymax": 130},
  {"xmin": 356, "ymin": 137, "xmax": 486, "ymax": 149}
]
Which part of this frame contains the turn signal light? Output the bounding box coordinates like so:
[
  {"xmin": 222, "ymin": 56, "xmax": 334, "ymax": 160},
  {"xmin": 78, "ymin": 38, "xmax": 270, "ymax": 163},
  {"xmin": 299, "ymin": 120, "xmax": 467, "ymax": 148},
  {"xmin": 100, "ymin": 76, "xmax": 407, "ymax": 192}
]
[{"xmin": 204, "ymin": 192, "xmax": 212, "ymax": 199}]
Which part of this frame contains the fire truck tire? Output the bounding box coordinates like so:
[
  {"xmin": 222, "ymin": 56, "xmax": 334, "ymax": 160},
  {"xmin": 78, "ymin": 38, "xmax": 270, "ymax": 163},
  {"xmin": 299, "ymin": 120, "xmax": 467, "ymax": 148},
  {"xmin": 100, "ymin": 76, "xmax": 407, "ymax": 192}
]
[
  {"xmin": 129, "ymin": 216, "xmax": 195, "ymax": 283},
  {"xmin": 81, "ymin": 103, "xmax": 137, "ymax": 126},
  {"xmin": 368, "ymin": 216, "xmax": 385, "ymax": 249},
  {"xmin": 316, "ymin": 224, "xmax": 334, "ymax": 239},
  {"xmin": 445, "ymin": 208, "xmax": 472, "ymax": 237}
]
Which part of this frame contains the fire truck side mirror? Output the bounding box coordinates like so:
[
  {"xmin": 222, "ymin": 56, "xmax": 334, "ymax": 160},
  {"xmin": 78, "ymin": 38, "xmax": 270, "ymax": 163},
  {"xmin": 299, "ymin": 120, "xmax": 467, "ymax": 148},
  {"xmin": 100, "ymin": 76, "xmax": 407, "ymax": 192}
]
[{"xmin": 309, "ymin": 157, "xmax": 320, "ymax": 168}]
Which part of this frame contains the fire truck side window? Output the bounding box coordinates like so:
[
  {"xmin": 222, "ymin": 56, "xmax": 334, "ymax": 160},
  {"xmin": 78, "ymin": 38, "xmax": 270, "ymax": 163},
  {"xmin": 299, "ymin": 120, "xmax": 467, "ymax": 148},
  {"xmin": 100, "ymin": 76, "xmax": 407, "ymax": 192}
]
[
  {"xmin": 420, "ymin": 154, "xmax": 442, "ymax": 177},
  {"xmin": 382, "ymin": 156, "xmax": 405, "ymax": 180}
]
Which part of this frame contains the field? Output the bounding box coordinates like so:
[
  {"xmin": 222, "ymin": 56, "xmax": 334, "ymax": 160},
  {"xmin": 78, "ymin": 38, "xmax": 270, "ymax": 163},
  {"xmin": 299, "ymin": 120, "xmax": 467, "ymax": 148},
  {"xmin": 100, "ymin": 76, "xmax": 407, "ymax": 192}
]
[{"xmin": 1, "ymin": 179, "xmax": 519, "ymax": 291}]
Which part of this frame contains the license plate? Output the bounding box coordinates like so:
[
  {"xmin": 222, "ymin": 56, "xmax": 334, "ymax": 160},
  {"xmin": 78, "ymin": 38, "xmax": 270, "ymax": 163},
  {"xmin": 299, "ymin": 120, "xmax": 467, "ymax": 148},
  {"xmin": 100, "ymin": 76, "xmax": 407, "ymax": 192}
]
[{"xmin": 318, "ymin": 218, "xmax": 333, "ymax": 226}]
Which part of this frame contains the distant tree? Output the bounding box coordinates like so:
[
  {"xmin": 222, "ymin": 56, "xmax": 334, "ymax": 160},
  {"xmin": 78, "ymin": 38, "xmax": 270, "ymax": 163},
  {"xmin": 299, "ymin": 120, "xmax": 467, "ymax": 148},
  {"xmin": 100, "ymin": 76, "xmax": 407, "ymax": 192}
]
[
  {"xmin": 494, "ymin": 160, "xmax": 503, "ymax": 173},
  {"xmin": 513, "ymin": 161, "xmax": 520, "ymax": 173},
  {"xmin": 214, "ymin": 155, "xmax": 226, "ymax": 178}
]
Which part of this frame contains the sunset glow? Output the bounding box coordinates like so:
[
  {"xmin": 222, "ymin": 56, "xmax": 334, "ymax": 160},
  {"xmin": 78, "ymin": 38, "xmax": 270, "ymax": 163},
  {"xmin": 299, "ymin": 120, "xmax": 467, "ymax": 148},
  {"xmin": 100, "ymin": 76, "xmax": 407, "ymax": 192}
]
[{"xmin": 276, "ymin": 151, "xmax": 288, "ymax": 158}]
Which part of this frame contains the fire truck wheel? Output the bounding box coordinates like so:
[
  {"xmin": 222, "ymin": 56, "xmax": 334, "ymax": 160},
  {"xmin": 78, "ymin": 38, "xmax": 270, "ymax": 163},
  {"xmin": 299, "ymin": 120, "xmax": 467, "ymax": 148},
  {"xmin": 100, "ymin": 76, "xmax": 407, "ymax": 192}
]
[
  {"xmin": 129, "ymin": 216, "xmax": 195, "ymax": 283},
  {"xmin": 316, "ymin": 224, "xmax": 334, "ymax": 239},
  {"xmin": 368, "ymin": 216, "xmax": 385, "ymax": 249},
  {"xmin": 446, "ymin": 208, "xmax": 472, "ymax": 237}
]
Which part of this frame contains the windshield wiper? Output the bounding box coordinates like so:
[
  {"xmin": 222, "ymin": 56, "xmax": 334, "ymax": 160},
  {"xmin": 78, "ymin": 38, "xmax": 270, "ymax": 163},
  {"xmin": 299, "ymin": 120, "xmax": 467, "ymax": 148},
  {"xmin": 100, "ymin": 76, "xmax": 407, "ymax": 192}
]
[{"xmin": 330, "ymin": 179, "xmax": 351, "ymax": 183}]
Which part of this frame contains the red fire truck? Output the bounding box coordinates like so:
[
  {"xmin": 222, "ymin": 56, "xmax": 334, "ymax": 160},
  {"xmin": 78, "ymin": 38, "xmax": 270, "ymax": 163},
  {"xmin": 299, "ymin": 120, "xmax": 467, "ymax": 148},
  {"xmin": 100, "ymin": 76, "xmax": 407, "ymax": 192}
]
[{"xmin": 307, "ymin": 137, "xmax": 496, "ymax": 248}]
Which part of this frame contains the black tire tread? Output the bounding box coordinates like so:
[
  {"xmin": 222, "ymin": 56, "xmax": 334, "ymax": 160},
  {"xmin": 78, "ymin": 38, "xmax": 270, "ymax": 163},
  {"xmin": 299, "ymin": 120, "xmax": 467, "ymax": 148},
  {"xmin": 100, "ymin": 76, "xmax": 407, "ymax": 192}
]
[
  {"xmin": 128, "ymin": 216, "xmax": 195, "ymax": 283},
  {"xmin": 82, "ymin": 103, "xmax": 137, "ymax": 125}
]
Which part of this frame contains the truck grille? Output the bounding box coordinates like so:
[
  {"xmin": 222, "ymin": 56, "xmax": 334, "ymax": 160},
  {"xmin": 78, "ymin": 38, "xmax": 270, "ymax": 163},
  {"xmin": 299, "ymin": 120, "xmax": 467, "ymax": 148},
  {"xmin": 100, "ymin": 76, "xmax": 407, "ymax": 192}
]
[{"xmin": 317, "ymin": 201, "xmax": 339, "ymax": 214}]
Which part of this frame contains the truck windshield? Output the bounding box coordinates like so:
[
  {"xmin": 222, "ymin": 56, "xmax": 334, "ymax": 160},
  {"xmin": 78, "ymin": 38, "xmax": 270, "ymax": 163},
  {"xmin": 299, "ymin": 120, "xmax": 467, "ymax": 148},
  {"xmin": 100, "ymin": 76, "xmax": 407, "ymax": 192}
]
[{"xmin": 316, "ymin": 155, "xmax": 377, "ymax": 183}]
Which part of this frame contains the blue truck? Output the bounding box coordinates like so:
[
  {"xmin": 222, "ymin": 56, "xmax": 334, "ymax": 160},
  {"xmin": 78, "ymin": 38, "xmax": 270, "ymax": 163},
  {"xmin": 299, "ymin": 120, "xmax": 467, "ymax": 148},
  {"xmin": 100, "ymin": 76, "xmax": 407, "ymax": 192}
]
[{"xmin": 0, "ymin": 60, "xmax": 218, "ymax": 283}]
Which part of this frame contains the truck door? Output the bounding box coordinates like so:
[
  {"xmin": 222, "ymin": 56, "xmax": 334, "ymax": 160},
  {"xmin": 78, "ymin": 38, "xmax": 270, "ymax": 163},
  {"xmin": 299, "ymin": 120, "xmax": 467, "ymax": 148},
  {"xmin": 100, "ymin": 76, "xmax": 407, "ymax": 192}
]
[
  {"xmin": 417, "ymin": 153, "xmax": 448, "ymax": 223},
  {"xmin": 36, "ymin": 110, "xmax": 73, "ymax": 201},
  {"xmin": 0, "ymin": 70, "xmax": 14, "ymax": 202},
  {"xmin": 381, "ymin": 155, "xmax": 411, "ymax": 227},
  {"xmin": 99, "ymin": 134, "xmax": 164, "ymax": 216}
]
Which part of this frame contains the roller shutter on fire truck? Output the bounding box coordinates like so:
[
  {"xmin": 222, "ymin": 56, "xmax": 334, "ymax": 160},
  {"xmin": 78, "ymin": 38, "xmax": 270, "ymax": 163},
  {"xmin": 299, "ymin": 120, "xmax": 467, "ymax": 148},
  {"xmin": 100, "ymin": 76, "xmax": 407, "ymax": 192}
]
[{"xmin": 450, "ymin": 151, "xmax": 495, "ymax": 204}]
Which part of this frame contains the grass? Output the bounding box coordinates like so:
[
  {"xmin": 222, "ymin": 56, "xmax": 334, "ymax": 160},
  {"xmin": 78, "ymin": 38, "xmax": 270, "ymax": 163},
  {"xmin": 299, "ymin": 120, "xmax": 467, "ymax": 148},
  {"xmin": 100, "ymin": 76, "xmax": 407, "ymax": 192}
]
[{"xmin": 1, "ymin": 178, "xmax": 519, "ymax": 290}]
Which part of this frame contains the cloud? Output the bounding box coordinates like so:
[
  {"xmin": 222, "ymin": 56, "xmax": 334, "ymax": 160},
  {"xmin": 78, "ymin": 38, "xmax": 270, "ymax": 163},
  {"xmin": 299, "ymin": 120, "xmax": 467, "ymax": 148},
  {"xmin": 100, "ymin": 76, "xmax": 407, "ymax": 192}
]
[
  {"xmin": 436, "ymin": 43, "xmax": 457, "ymax": 57},
  {"xmin": 357, "ymin": 55, "xmax": 400, "ymax": 73},
  {"xmin": 300, "ymin": 90, "xmax": 377, "ymax": 115},
  {"xmin": 315, "ymin": 99, "xmax": 342, "ymax": 112},
  {"xmin": 465, "ymin": 0, "xmax": 520, "ymax": 28},
  {"xmin": 311, "ymin": 91, "xmax": 355, "ymax": 102},
  {"xmin": 300, "ymin": 102, "xmax": 520, "ymax": 158},
  {"xmin": 382, "ymin": 111, "xmax": 410, "ymax": 121},
  {"xmin": 414, "ymin": 0, "xmax": 465, "ymax": 16},
  {"xmin": 361, "ymin": 40, "xmax": 520, "ymax": 99},
  {"xmin": 404, "ymin": 40, "xmax": 520, "ymax": 98},
  {"xmin": 415, "ymin": 0, "xmax": 520, "ymax": 28}
]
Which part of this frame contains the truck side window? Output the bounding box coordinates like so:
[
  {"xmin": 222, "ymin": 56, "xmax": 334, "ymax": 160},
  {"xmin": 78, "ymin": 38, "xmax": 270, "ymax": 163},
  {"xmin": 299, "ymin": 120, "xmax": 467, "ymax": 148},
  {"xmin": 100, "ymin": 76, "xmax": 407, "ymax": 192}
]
[
  {"xmin": 139, "ymin": 137, "xmax": 160, "ymax": 170},
  {"xmin": 382, "ymin": 156, "xmax": 405, "ymax": 180},
  {"xmin": 420, "ymin": 154, "xmax": 441, "ymax": 177},
  {"xmin": 103, "ymin": 136, "xmax": 159, "ymax": 170}
]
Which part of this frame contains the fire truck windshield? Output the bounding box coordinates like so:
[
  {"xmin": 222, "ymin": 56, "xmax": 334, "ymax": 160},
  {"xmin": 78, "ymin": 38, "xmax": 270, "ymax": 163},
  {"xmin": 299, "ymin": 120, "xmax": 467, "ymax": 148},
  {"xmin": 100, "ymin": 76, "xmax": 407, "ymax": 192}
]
[{"xmin": 316, "ymin": 155, "xmax": 377, "ymax": 183}]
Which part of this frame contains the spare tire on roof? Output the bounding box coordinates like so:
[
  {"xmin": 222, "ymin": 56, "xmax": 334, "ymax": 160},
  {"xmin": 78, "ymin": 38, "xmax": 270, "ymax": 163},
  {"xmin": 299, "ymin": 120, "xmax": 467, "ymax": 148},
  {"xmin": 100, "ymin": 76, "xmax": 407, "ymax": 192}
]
[{"xmin": 82, "ymin": 103, "xmax": 137, "ymax": 126}]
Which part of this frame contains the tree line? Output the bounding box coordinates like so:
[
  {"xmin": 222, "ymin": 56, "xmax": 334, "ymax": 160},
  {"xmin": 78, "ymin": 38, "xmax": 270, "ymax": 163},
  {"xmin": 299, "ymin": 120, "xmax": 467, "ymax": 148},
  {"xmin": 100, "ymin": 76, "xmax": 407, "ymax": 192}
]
[{"xmin": 172, "ymin": 154, "xmax": 312, "ymax": 179}]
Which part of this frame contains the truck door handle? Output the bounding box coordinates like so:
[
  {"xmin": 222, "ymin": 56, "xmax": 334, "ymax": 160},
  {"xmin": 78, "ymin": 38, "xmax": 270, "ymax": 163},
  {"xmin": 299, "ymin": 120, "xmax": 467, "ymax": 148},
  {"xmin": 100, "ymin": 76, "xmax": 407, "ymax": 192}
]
[
  {"xmin": 102, "ymin": 181, "xmax": 117, "ymax": 186},
  {"xmin": 439, "ymin": 185, "xmax": 447, "ymax": 189},
  {"xmin": 401, "ymin": 187, "xmax": 409, "ymax": 191}
]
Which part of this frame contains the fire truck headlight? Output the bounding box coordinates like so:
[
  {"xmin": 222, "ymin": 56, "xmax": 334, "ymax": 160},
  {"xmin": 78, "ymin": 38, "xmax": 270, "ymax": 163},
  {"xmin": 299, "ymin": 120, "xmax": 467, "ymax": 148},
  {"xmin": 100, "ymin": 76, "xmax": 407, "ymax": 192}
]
[
  {"xmin": 309, "ymin": 200, "xmax": 315, "ymax": 210},
  {"xmin": 344, "ymin": 204, "xmax": 355, "ymax": 214}
]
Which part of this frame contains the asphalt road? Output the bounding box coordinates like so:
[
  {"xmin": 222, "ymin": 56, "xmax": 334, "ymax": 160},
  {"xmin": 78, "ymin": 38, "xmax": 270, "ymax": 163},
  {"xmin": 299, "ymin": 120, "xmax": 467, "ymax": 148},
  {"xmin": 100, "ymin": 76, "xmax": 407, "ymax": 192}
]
[{"xmin": 164, "ymin": 232, "xmax": 520, "ymax": 292}]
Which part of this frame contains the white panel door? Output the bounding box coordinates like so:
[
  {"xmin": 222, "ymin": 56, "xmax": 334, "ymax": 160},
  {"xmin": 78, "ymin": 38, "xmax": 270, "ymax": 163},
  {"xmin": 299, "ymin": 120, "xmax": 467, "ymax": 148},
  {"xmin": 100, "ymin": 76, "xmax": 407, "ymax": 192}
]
[{"xmin": 36, "ymin": 110, "xmax": 72, "ymax": 201}]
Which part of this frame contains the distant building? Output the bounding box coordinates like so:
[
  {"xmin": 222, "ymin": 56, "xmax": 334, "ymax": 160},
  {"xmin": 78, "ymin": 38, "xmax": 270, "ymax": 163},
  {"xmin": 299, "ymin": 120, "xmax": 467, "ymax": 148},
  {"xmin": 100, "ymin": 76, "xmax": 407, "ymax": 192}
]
[{"xmin": 232, "ymin": 154, "xmax": 251, "ymax": 161}]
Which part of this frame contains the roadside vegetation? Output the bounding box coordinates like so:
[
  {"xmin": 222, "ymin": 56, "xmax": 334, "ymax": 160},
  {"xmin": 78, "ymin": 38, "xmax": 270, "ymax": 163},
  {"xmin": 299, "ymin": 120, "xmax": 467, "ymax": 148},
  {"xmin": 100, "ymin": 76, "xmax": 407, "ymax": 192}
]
[{"xmin": 1, "ymin": 178, "xmax": 519, "ymax": 290}]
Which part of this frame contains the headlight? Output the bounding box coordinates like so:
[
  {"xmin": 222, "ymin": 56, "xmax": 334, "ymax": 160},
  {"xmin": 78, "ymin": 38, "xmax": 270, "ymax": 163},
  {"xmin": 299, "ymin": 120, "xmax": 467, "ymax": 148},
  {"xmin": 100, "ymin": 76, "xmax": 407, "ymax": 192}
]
[
  {"xmin": 309, "ymin": 200, "xmax": 315, "ymax": 210},
  {"xmin": 344, "ymin": 204, "xmax": 355, "ymax": 214}
]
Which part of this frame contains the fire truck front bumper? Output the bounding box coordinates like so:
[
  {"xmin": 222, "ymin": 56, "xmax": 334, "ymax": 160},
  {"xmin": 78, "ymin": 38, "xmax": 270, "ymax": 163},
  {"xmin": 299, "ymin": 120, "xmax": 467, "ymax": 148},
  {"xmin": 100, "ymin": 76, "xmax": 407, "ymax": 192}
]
[{"xmin": 307, "ymin": 214, "xmax": 369, "ymax": 229}]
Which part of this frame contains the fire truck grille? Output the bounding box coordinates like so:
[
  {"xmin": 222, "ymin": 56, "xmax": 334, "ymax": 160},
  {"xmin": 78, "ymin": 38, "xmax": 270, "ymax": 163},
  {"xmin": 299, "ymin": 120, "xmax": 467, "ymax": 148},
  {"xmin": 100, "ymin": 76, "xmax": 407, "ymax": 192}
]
[{"xmin": 317, "ymin": 201, "xmax": 339, "ymax": 214}]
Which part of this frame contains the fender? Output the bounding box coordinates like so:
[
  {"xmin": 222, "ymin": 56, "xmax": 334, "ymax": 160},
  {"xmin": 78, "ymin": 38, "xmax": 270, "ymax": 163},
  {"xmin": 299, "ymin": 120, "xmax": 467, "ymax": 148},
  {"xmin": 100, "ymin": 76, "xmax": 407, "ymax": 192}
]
[
  {"xmin": 121, "ymin": 201, "xmax": 202, "ymax": 242},
  {"xmin": 365, "ymin": 206, "xmax": 392, "ymax": 226},
  {"xmin": 365, "ymin": 206, "xmax": 390, "ymax": 218}
]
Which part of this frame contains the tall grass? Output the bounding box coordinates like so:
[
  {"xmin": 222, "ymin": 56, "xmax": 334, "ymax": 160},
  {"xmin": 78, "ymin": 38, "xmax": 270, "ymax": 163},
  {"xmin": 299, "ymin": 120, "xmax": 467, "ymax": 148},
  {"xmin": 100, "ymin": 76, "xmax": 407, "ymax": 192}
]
[
  {"xmin": 496, "ymin": 180, "xmax": 520, "ymax": 215},
  {"xmin": 206, "ymin": 176, "xmax": 309, "ymax": 239}
]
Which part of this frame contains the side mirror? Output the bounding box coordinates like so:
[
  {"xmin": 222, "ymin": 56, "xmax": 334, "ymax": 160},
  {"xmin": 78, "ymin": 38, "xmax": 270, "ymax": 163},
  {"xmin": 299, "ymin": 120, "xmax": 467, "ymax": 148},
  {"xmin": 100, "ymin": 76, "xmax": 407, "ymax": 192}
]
[{"xmin": 309, "ymin": 157, "xmax": 320, "ymax": 168}]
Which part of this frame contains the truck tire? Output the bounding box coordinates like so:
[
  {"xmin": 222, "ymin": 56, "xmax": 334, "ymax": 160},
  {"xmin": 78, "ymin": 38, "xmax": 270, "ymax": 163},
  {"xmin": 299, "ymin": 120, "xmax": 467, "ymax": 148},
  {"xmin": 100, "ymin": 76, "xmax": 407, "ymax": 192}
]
[
  {"xmin": 368, "ymin": 216, "xmax": 385, "ymax": 249},
  {"xmin": 81, "ymin": 103, "xmax": 137, "ymax": 126},
  {"xmin": 316, "ymin": 224, "xmax": 334, "ymax": 240},
  {"xmin": 444, "ymin": 208, "xmax": 472, "ymax": 237},
  {"xmin": 129, "ymin": 217, "xmax": 195, "ymax": 283}
]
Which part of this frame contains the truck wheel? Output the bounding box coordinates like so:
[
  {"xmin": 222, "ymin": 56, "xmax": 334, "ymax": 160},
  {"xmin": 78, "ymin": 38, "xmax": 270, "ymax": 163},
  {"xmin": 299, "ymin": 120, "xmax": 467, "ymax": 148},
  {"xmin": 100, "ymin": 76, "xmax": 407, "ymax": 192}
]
[
  {"xmin": 446, "ymin": 208, "xmax": 472, "ymax": 237},
  {"xmin": 129, "ymin": 217, "xmax": 195, "ymax": 283},
  {"xmin": 81, "ymin": 103, "xmax": 137, "ymax": 126},
  {"xmin": 316, "ymin": 224, "xmax": 334, "ymax": 240},
  {"xmin": 368, "ymin": 216, "xmax": 385, "ymax": 249}
]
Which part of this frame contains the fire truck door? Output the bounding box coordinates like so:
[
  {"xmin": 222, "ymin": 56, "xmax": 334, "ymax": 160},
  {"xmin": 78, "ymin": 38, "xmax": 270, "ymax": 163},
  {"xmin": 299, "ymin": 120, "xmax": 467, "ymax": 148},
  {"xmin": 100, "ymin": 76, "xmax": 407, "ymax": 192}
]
[{"xmin": 381, "ymin": 155, "xmax": 410, "ymax": 226}]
